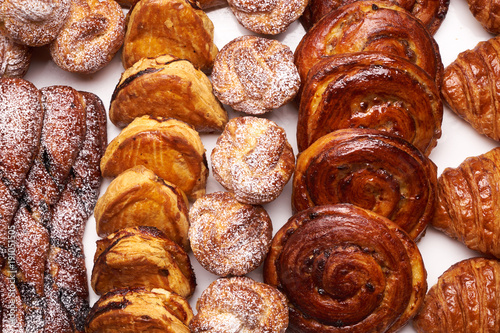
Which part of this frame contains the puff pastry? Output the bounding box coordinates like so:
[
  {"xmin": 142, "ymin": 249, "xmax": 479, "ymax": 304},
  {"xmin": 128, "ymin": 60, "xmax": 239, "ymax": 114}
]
[
  {"xmin": 188, "ymin": 191, "xmax": 273, "ymax": 277},
  {"xmin": 100, "ymin": 116, "xmax": 208, "ymax": 201},
  {"xmin": 468, "ymin": 0, "xmax": 500, "ymax": 34},
  {"xmin": 441, "ymin": 36, "xmax": 500, "ymax": 141},
  {"xmin": 293, "ymin": 128, "xmax": 437, "ymax": 241},
  {"xmin": 264, "ymin": 203, "xmax": 427, "ymax": 333},
  {"xmin": 122, "ymin": 0, "xmax": 218, "ymax": 72},
  {"xmin": 94, "ymin": 165, "xmax": 190, "ymax": 251},
  {"xmin": 110, "ymin": 54, "xmax": 228, "ymax": 132},
  {"xmin": 414, "ymin": 257, "xmax": 500, "ymax": 332},
  {"xmin": 190, "ymin": 276, "xmax": 288, "ymax": 333},
  {"xmin": 297, "ymin": 52, "xmax": 443, "ymax": 154},
  {"xmin": 0, "ymin": 35, "xmax": 32, "ymax": 78}
]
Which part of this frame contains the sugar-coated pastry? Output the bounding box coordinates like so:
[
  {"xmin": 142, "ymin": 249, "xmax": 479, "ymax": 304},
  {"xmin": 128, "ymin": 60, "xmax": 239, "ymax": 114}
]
[
  {"xmin": 190, "ymin": 276, "xmax": 288, "ymax": 333},
  {"xmin": 188, "ymin": 191, "xmax": 273, "ymax": 276},
  {"xmin": 0, "ymin": 35, "xmax": 32, "ymax": 78},
  {"xmin": 212, "ymin": 35, "xmax": 300, "ymax": 115},
  {"xmin": 211, "ymin": 116, "xmax": 295, "ymax": 205},
  {"xmin": 264, "ymin": 204, "xmax": 427, "ymax": 333}
]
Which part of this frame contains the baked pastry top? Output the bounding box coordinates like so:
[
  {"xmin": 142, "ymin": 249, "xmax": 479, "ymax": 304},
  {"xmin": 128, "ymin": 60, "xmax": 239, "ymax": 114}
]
[{"xmin": 0, "ymin": 35, "xmax": 32, "ymax": 78}]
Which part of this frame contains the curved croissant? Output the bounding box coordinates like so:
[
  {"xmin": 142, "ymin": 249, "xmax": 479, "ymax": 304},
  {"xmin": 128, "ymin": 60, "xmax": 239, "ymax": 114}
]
[{"xmin": 432, "ymin": 147, "xmax": 500, "ymax": 258}]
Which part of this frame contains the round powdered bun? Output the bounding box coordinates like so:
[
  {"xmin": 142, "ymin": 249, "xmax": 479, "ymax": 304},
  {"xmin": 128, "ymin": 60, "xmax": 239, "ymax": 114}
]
[
  {"xmin": 212, "ymin": 35, "xmax": 300, "ymax": 115},
  {"xmin": 190, "ymin": 276, "xmax": 289, "ymax": 333},
  {"xmin": 211, "ymin": 116, "xmax": 295, "ymax": 205},
  {"xmin": 188, "ymin": 191, "xmax": 273, "ymax": 277}
]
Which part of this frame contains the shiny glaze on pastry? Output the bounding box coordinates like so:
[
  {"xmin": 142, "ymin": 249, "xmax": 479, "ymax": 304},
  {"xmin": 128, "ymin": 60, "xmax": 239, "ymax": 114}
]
[
  {"xmin": 297, "ymin": 52, "xmax": 442, "ymax": 155},
  {"xmin": 468, "ymin": 0, "xmax": 500, "ymax": 34},
  {"xmin": 293, "ymin": 128, "xmax": 437, "ymax": 241},
  {"xmin": 211, "ymin": 35, "xmax": 300, "ymax": 115},
  {"xmin": 0, "ymin": 35, "xmax": 32, "ymax": 78},
  {"xmin": 188, "ymin": 191, "xmax": 273, "ymax": 276},
  {"xmin": 264, "ymin": 203, "xmax": 427, "ymax": 333}
]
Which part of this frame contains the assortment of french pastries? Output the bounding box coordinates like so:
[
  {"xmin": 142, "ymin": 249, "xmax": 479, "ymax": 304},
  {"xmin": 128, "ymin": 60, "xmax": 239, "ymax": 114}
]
[{"xmin": 0, "ymin": 0, "xmax": 499, "ymax": 331}]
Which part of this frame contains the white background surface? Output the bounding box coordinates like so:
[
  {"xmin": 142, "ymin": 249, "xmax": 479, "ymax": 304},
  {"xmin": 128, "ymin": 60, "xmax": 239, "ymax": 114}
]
[{"xmin": 21, "ymin": 0, "xmax": 498, "ymax": 331}]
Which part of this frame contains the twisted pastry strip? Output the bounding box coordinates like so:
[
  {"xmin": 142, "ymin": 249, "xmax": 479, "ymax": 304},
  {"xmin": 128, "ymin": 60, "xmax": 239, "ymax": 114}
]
[
  {"xmin": 297, "ymin": 52, "xmax": 443, "ymax": 154},
  {"xmin": 264, "ymin": 204, "xmax": 427, "ymax": 333},
  {"xmin": 293, "ymin": 128, "xmax": 437, "ymax": 241},
  {"xmin": 441, "ymin": 36, "xmax": 500, "ymax": 141}
]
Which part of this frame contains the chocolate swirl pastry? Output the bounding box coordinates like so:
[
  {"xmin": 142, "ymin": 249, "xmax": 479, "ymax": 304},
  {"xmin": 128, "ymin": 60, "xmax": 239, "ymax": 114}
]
[
  {"xmin": 441, "ymin": 36, "xmax": 500, "ymax": 141},
  {"xmin": 293, "ymin": 128, "xmax": 437, "ymax": 241},
  {"xmin": 297, "ymin": 52, "xmax": 443, "ymax": 154},
  {"xmin": 432, "ymin": 147, "xmax": 500, "ymax": 258},
  {"xmin": 294, "ymin": 1, "xmax": 443, "ymax": 90},
  {"xmin": 263, "ymin": 204, "xmax": 427, "ymax": 333},
  {"xmin": 414, "ymin": 257, "xmax": 500, "ymax": 333},
  {"xmin": 468, "ymin": 0, "xmax": 500, "ymax": 34}
]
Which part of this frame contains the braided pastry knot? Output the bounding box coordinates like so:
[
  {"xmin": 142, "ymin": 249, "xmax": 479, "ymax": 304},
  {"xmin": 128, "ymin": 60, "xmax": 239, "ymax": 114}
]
[{"xmin": 264, "ymin": 204, "xmax": 427, "ymax": 333}]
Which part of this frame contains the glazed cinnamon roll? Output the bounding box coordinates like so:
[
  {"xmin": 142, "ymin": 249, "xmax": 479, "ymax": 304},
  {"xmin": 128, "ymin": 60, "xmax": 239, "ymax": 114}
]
[
  {"xmin": 264, "ymin": 204, "xmax": 427, "ymax": 333},
  {"xmin": 297, "ymin": 52, "xmax": 443, "ymax": 155},
  {"xmin": 293, "ymin": 128, "xmax": 437, "ymax": 241}
]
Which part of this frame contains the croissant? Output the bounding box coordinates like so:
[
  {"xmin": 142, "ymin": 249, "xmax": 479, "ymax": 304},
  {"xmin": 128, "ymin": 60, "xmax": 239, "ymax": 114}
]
[
  {"xmin": 264, "ymin": 203, "xmax": 427, "ymax": 333},
  {"xmin": 432, "ymin": 147, "xmax": 500, "ymax": 258},
  {"xmin": 468, "ymin": 0, "xmax": 500, "ymax": 34},
  {"xmin": 441, "ymin": 36, "xmax": 500, "ymax": 141},
  {"xmin": 413, "ymin": 257, "xmax": 500, "ymax": 332},
  {"xmin": 297, "ymin": 52, "xmax": 443, "ymax": 155},
  {"xmin": 0, "ymin": 35, "xmax": 32, "ymax": 78}
]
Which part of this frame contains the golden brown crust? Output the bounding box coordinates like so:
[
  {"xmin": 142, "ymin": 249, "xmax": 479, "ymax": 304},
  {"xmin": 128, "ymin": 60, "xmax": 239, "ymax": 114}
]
[
  {"xmin": 100, "ymin": 116, "xmax": 208, "ymax": 201},
  {"xmin": 441, "ymin": 36, "xmax": 500, "ymax": 141},
  {"xmin": 94, "ymin": 165, "xmax": 191, "ymax": 251},
  {"xmin": 413, "ymin": 257, "xmax": 500, "ymax": 333},
  {"xmin": 110, "ymin": 54, "xmax": 228, "ymax": 132},
  {"xmin": 190, "ymin": 276, "xmax": 288, "ymax": 333},
  {"xmin": 297, "ymin": 52, "xmax": 443, "ymax": 155},
  {"xmin": 91, "ymin": 226, "xmax": 196, "ymax": 298},
  {"xmin": 211, "ymin": 35, "xmax": 300, "ymax": 115},
  {"xmin": 432, "ymin": 147, "xmax": 500, "ymax": 258},
  {"xmin": 468, "ymin": 0, "xmax": 500, "ymax": 34},
  {"xmin": 292, "ymin": 128, "xmax": 437, "ymax": 241},
  {"xmin": 122, "ymin": 0, "xmax": 218, "ymax": 72},
  {"xmin": 264, "ymin": 203, "xmax": 427, "ymax": 333},
  {"xmin": 0, "ymin": 35, "xmax": 32, "ymax": 78},
  {"xmin": 211, "ymin": 116, "xmax": 295, "ymax": 205},
  {"xmin": 188, "ymin": 191, "xmax": 273, "ymax": 276}
]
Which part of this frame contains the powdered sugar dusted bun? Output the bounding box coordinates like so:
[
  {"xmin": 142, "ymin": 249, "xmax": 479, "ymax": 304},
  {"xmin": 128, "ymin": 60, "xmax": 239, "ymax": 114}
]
[
  {"xmin": 49, "ymin": 0, "xmax": 125, "ymax": 74},
  {"xmin": 0, "ymin": 0, "xmax": 71, "ymax": 47},
  {"xmin": 0, "ymin": 34, "xmax": 31, "ymax": 78},
  {"xmin": 211, "ymin": 116, "xmax": 295, "ymax": 205},
  {"xmin": 228, "ymin": 0, "xmax": 307, "ymax": 34},
  {"xmin": 190, "ymin": 276, "xmax": 289, "ymax": 333},
  {"xmin": 188, "ymin": 191, "xmax": 273, "ymax": 277},
  {"xmin": 212, "ymin": 35, "xmax": 300, "ymax": 115}
]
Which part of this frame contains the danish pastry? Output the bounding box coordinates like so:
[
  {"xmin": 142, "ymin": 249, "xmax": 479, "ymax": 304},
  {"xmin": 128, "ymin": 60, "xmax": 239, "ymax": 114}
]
[
  {"xmin": 49, "ymin": 0, "xmax": 125, "ymax": 74},
  {"xmin": 414, "ymin": 257, "xmax": 500, "ymax": 333},
  {"xmin": 211, "ymin": 35, "xmax": 300, "ymax": 115},
  {"xmin": 0, "ymin": 35, "xmax": 32, "ymax": 78},
  {"xmin": 441, "ymin": 36, "xmax": 500, "ymax": 141},
  {"xmin": 264, "ymin": 203, "xmax": 427, "ymax": 333},
  {"xmin": 293, "ymin": 128, "xmax": 437, "ymax": 241},
  {"xmin": 100, "ymin": 116, "xmax": 208, "ymax": 201},
  {"xmin": 297, "ymin": 52, "xmax": 443, "ymax": 155},
  {"xmin": 86, "ymin": 287, "xmax": 193, "ymax": 333},
  {"xmin": 294, "ymin": 1, "xmax": 443, "ymax": 89},
  {"xmin": 110, "ymin": 54, "xmax": 228, "ymax": 132},
  {"xmin": 468, "ymin": 0, "xmax": 500, "ymax": 34},
  {"xmin": 190, "ymin": 276, "xmax": 288, "ymax": 333},
  {"xmin": 122, "ymin": 0, "xmax": 218, "ymax": 72},
  {"xmin": 211, "ymin": 116, "xmax": 295, "ymax": 205},
  {"xmin": 91, "ymin": 226, "xmax": 196, "ymax": 298},
  {"xmin": 188, "ymin": 191, "xmax": 273, "ymax": 277},
  {"xmin": 94, "ymin": 165, "xmax": 190, "ymax": 251},
  {"xmin": 432, "ymin": 147, "xmax": 500, "ymax": 258}
]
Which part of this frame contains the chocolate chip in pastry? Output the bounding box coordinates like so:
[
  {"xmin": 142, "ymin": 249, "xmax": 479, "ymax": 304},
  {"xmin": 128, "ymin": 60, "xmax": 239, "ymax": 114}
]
[
  {"xmin": 293, "ymin": 128, "xmax": 437, "ymax": 241},
  {"xmin": 100, "ymin": 116, "xmax": 209, "ymax": 201},
  {"xmin": 298, "ymin": 51, "xmax": 443, "ymax": 155},
  {"xmin": 188, "ymin": 191, "xmax": 273, "ymax": 277},
  {"xmin": 211, "ymin": 35, "xmax": 300, "ymax": 115},
  {"xmin": 122, "ymin": 0, "xmax": 218, "ymax": 73},
  {"xmin": 190, "ymin": 276, "xmax": 288, "ymax": 333},
  {"xmin": 211, "ymin": 116, "xmax": 295, "ymax": 205},
  {"xmin": 91, "ymin": 226, "xmax": 196, "ymax": 298},
  {"xmin": 110, "ymin": 54, "xmax": 228, "ymax": 133},
  {"xmin": 0, "ymin": 35, "xmax": 32, "ymax": 78},
  {"xmin": 264, "ymin": 203, "xmax": 427, "ymax": 333},
  {"xmin": 94, "ymin": 165, "xmax": 191, "ymax": 251}
]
